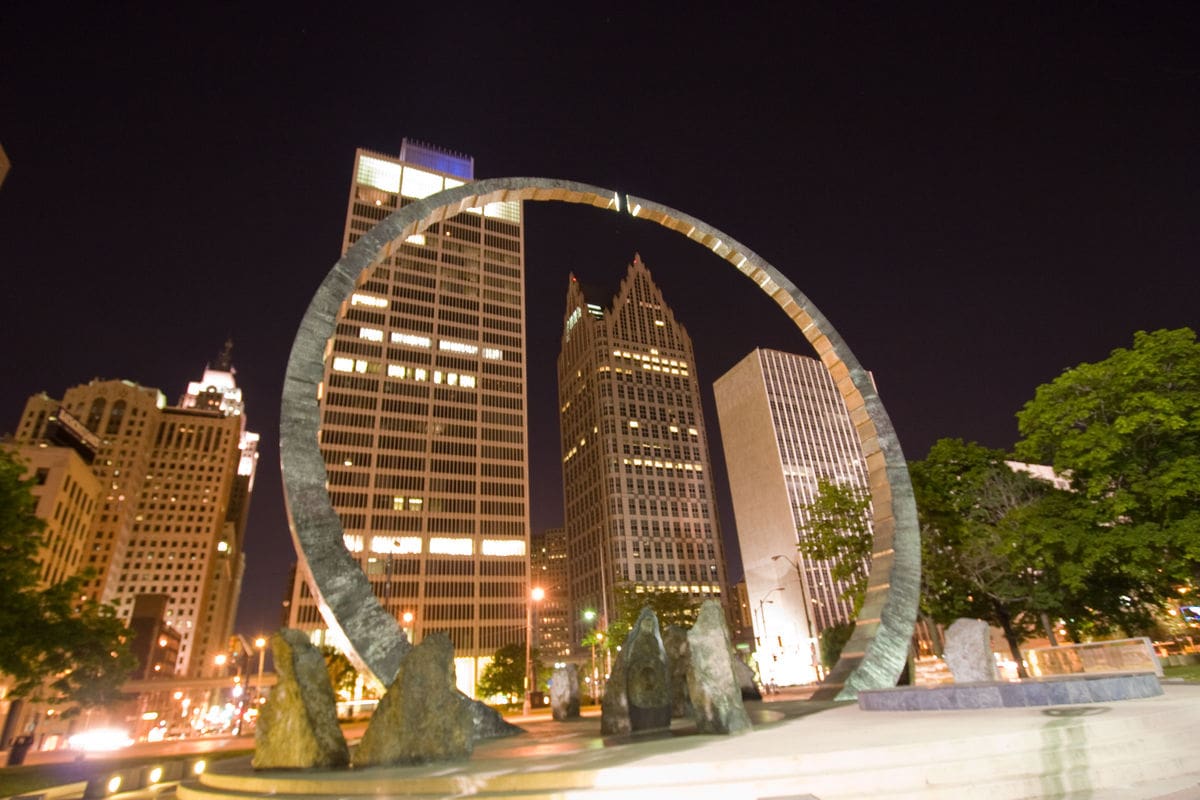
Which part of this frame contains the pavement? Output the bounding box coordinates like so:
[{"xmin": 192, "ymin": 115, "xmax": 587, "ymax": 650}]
[
  {"xmin": 10, "ymin": 684, "xmax": 1200, "ymax": 799},
  {"xmin": 179, "ymin": 682, "xmax": 1200, "ymax": 800}
]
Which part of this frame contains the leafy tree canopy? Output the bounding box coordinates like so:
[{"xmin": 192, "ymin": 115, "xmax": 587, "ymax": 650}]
[
  {"xmin": 1015, "ymin": 327, "xmax": 1200, "ymax": 588},
  {"xmin": 910, "ymin": 439, "xmax": 1082, "ymax": 670},
  {"xmin": 320, "ymin": 645, "xmax": 358, "ymax": 697},
  {"xmin": 0, "ymin": 448, "xmax": 136, "ymax": 712},
  {"xmin": 476, "ymin": 642, "xmax": 543, "ymax": 702},
  {"xmin": 795, "ymin": 478, "xmax": 873, "ymax": 612},
  {"xmin": 597, "ymin": 584, "xmax": 702, "ymax": 652}
]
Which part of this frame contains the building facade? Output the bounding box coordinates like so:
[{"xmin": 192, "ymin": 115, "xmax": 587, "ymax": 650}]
[
  {"xmin": 557, "ymin": 255, "xmax": 728, "ymax": 647},
  {"xmin": 14, "ymin": 355, "xmax": 257, "ymax": 678},
  {"xmin": 713, "ymin": 348, "xmax": 871, "ymax": 686},
  {"xmin": 10, "ymin": 429, "xmax": 102, "ymax": 589},
  {"xmin": 530, "ymin": 527, "xmax": 572, "ymax": 660},
  {"xmin": 286, "ymin": 140, "xmax": 530, "ymax": 694}
]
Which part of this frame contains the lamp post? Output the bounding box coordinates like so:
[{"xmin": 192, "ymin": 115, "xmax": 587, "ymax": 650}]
[
  {"xmin": 253, "ymin": 637, "xmax": 267, "ymax": 704},
  {"xmin": 583, "ymin": 609, "xmax": 599, "ymax": 702},
  {"xmin": 523, "ymin": 586, "xmax": 545, "ymax": 715},
  {"xmin": 772, "ymin": 553, "xmax": 823, "ymax": 681},
  {"xmin": 757, "ymin": 587, "xmax": 785, "ymax": 685}
]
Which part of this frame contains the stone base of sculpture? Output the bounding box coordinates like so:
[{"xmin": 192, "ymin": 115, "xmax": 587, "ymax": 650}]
[{"xmin": 253, "ymin": 630, "xmax": 349, "ymax": 769}]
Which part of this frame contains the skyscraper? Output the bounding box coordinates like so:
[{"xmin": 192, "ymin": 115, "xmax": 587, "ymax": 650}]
[
  {"xmin": 530, "ymin": 527, "xmax": 571, "ymax": 659},
  {"xmin": 286, "ymin": 140, "xmax": 529, "ymax": 693},
  {"xmin": 7, "ymin": 407, "xmax": 101, "ymax": 589},
  {"xmin": 14, "ymin": 349, "xmax": 258, "ymax": 677},
  {"xmin": 557, "ymin": 255, "xmax": 728, "ymax": 646},
  {"xmin": 713, "ymin": 348, "xmax": 871, "ymax": 686}
]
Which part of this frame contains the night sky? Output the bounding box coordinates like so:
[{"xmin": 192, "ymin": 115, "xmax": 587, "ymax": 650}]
[{"xmin": 2, "ymin": 6, "xmax": 1196, "ymax": 639}]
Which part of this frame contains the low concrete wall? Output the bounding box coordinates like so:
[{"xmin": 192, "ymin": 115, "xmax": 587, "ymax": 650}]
[{"xmin": 858, "ymin": 672, "xmax": 1163, "ymax": 711}]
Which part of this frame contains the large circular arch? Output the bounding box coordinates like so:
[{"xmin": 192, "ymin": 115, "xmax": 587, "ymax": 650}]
[{"xmin": 281, "ymin": 178, "xmax": 919, "ymax": 700}]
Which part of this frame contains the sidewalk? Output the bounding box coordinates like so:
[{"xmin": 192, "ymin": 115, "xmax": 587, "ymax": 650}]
[{"xmin": 179, "ymin": 683, "xmax": 1200, "ymax": 799}]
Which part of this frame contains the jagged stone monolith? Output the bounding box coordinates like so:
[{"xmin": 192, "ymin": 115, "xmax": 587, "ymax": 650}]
[
  {"xmin": 460, "ymin": 692, "xmax": 521, "ymax": 739},
  {"xmin": 663, "ymin": 624, "xmax": 691, "ymax": 717},
  {"xmin": 602, "ymin": 607, "xmax": 671, "ymax": 735},
  {"xmin": 600, "ymin": 644, "xmax": 631, "ymax": 735},
  {"xmin": 352, "ymin": 634, "xmax": 474, "ymax": 767},
  {"xmin": 252, "ymin": 629, "xmax": 349, "ymax": 769},
  {"xmin": 686, "ymin": 600, "xmax": 751, "ymax": 734},
  {"xmin": 549, "ymin": 664, "xmax": 581, "ymax": 721},
  {"xmin": 944, "ymin": 618, "xmax": 997, "ymax": 683},
  {"xmin": 731, "ymin": 656, "xmax": 763, "ymax": 701}
]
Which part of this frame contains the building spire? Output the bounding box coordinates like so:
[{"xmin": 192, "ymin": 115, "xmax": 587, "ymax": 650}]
[{"xmin": 212, "ymin": 338, "xmax": 234, "ymax": 372}]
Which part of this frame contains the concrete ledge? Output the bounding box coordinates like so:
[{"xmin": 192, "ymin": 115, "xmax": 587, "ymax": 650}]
[{"xmin": 858, "ymin": 673, "xmax": 1163, "ymax": 711}]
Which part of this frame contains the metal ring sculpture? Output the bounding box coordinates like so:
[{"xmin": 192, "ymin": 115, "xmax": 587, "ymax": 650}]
[{"xmin": 281, "ymin": 178, "xmax": 919, "ymax": 699}]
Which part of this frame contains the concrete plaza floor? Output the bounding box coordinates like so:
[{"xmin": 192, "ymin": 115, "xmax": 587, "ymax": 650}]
[{"xmin": 176, "ymin": 682, "xmax": 1200, "ymax": 800}]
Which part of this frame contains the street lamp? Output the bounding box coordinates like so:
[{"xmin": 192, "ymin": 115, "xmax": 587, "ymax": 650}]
[
  {"xmin": 583, "ymin": 609, "xmax": 601, "ymax": 701},
  {"xmin": 254, "ymin": 637, "xmax": 267, "ymax": 704},
  {"xmin": 401, "ymin": 611, "xmax": 415, "ymax": 644},
  {"xmin": 523, "ymin": 586, "xmax": 545, "ymax": 715},
  {"xmin": 757, "ymin": 587, "xmax": 785, "ymax": 685},
  {"xmin": 772, "ymin": 553, "xmax": 823, "ymax": 681}
]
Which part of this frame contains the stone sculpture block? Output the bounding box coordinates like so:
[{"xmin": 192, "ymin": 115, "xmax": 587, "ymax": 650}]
[
  {"xmin": 603, "ymin": 607, "xmax": 671, "ymax": 735},
  {"xmin": 686, "ymin": 600, "xmax": 752, "ymax": 735},
  {"xmin": 944, "ymin": 618, "xmax": 997, "ymax": 683},
  {"xmin": 550, "ymin": 664, "xmax": 581, "ymax": 721},
  {"xmin": 600, "ymin": 643, "xmax": 631, "ymax": 735},
  {"xmin": 352, "ymin": 634, "xmax": 474, "ymax": 767},
  {"xmin": 731, "ymin": 656, "xmax": 763, "ymax": 701},
  {"xmin": 663, "ymin": 625, "xmax": 691, "ymax": 718},
  {"xmin": 252, "ymin": 629, "xmax": 349, "ymax": 769}
]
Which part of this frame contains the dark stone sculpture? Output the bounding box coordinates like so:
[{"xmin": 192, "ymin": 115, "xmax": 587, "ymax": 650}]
[
  {"xmin": 663, "ymin": 624, "xmax": 691, "ymax": 717},
  {"xmin": 686, "ymin": 600, "xmax": 751, "ymax": 735},
  {"xmin": 352, "ymin": 634, "xmax": 474, "ymax": 767},
  {"xmin": 549, "ymin": 664, "xmax": 581, "ymax": 721},
  {"xmin": 731, "ymin": 656, "xmax": 763, "ymax": 701},
  {"xmin": 602, "ymin": 607, "xmax": 671, "ymax": 735},
  {"xmin": 600, "ymin": 642, "xmax": 630, "ymax": 735},
  {"xmin": 253, "ymin": 629, "xmax": 349, "ymax": 769}
]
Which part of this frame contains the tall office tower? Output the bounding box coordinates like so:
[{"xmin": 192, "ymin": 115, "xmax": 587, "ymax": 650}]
[
  {"xmin": 14, "ymin": 359, "xmax": 256, "ymax": 677},
  {"xmin": 557, "ymin": 255, "xmax": 728, "ymax": 647},
  {"xmin": 180, "ymin": 340, "xmax": 262, "ymax": 559},
  {"xmin": 530, "ymin": 527, "xmax": 572, "ymax": 659},
  {"xmin": 713, "ymin": 348, "xmax": 872, "ymax": 686},
  {"xmin": 287, "ymin": 140, "xmax": 529, "ymax": 693},
  {"xmin": 17, "ymin": 384, "xmax": 164, "ymax": 605},
  {"xmin": 7, "ymin": 407, "xmax": 101, "ymax": 588}
]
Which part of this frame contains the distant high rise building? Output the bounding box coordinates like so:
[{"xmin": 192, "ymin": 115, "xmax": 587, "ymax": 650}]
[
  {"xmin": 179, "ymin": 339, "xmax": 261, "ymax": 550},
  {"xmin": 530, "ymin": 527, "xmax": 571, "ymax": 659},
  {"xmin": 557, "ymin": 255, "xmax": 728, "ymax": 647},
  {"xmin": 6, "ymin": 407, "xmax": 101, "ymax": 589},
  {"xmin": 713, "ymin": 348, "xmax": 871, "ymax": 686},
  {"xmin": 286, "ymin": 140, "xmax": 529, "ymax": 694},
  {"xmin": 15, "ymin": 348, "xmax": 258, "ymax": 677}
]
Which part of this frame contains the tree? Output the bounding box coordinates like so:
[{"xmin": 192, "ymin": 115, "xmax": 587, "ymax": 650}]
[
  {"xmin": 911, "ymin": 439, "xmax": 1080, "ymax": 675},
  {"xmin": 795, "ymin": 478, "xmax": 873, "ymax": 612},
  {"xmin": 598, "ymin": 584, "xmax": 702, "ymax": 654},
  {"xmin": 476, "ymin": 642, "xmax": 542, "ymax": 703},
  {"xmin": 0, "ymin": 449, "xmax": 136, "ymax": 713},
  {"xmin": 1016, "ymin": 327, "xmax": 1200, "ymax": 593},
  {"xmin": 320, "ymin": 645, "xmax": 358, "ymax": 698}
]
